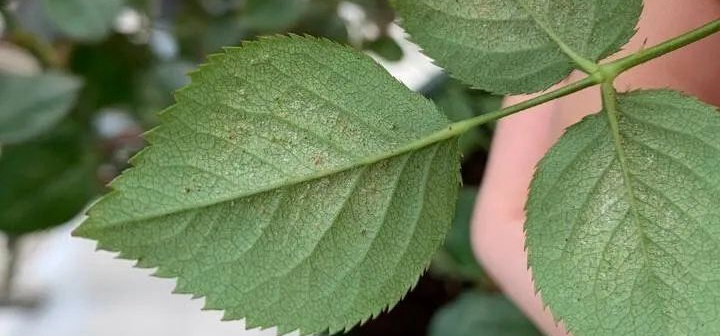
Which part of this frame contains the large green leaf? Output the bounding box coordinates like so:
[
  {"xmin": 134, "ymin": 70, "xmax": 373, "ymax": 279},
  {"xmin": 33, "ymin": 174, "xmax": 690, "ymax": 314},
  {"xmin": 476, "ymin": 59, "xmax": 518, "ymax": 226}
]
[
  {"xmin": 42, "ymin": 0, "xmax": 125, "ymax": 41},
  {"xmin": 392, "ymin": 0, "xmax": 642, "ymax": 94},
  {"xmin": 429, "ymin": 292, "xmax": 542, "ymax": 336},
  {"xmin": 73, "ymin": 36, "xmax": 461, "ymax": 334},
  {"xmin": 0, "ymin": 72, "xmax": 81, "ymax": 144},
  {"xmin": 526, "ymin": 90, "xmax": 720, "ymax": 335},
  {"xmin": 0, "ymin": 122, "xmax": 97, "ymax": 234}
]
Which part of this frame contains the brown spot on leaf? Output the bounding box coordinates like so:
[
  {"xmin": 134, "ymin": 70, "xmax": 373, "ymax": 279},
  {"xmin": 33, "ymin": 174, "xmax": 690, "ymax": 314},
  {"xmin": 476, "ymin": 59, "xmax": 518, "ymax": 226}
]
[{"xmin": 313, "ymin": 154, "xmax": 324, "ymax": 166}]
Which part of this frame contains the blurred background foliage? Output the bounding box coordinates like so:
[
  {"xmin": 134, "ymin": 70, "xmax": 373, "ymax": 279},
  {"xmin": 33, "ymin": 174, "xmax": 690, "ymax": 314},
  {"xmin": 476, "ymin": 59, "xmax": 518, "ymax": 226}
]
[{"xmin": 0, "ymin": 0, "xmax": 537, "ymax": 335}]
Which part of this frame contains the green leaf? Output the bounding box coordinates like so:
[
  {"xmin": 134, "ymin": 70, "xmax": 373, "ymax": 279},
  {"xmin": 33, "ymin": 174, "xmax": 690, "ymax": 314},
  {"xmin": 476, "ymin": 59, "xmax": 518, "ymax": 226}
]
[
  {"xmin": 432, "ymin": 188, "xmax": 485, "ymax": 280},
  {"xmin": 0, "ymin": 122, "xmax": 97, "ymax": 234},
  {"xmin": 139, "ymin": 60, "xmax": 193, "ymax": 124},
  {"xmin": 429, "ymin": 292, "xmax": 542, "ymax": 336},
  {"xmin": 526, "ymin": 90, "xmax": 720, "ymax": 335},
  {"xmin": 365, "ymin": 35, "xmax": 404, "ymax": 62},
  {"xmin": 444, "ymin": 188, "xmax": 483, "ymax": 275},
  {"xmin": 391, "ymin": 0, "xmax": 642, "ymax": 94},
  {"xmin": 242, "ymin": 0, "xmax": 308, "ymax": 32},
  {"xmin": 42, "ymin": 0, "xmax": 125, "ymax": 41},
  {"xmin": 73, "ymin": 36, "xmax": 460, "ymax": 334},
  {"xmin": 0, "ymin": 72, "xmax": 82, "ymax": 144}
]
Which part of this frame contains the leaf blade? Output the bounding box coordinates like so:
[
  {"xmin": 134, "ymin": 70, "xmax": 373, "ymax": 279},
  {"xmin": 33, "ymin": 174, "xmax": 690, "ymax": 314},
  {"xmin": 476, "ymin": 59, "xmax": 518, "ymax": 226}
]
[
  {"xmin": 430, "ymin": 292, "xmax": 543, "ymax": 336},
  {"xmin": 0, "ymin": 72, "xmax": 82, "ymax": 144},
  {"xmin": 526, "ymin": 90, "xmax": 720, "ymax": 335},
  {"xmin": 42, "ymin": 0, "xmax": 125, "ymax": 41},
  {"xmin": 0, "ymin": 122, "xmax": 97, "ymax": 234},
  {"xmin": 392, "ymin": 0, "xmax": 642, "ymax": 94},
  {"xmin": 74, "ymin": 36, "xmax": 461, "ymax": 334}
]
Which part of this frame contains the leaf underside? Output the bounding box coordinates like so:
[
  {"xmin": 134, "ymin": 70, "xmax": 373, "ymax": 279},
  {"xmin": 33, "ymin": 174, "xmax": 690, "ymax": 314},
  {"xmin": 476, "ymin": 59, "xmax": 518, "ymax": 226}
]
[
  {"xmin": 527, "ymin": 90, "xmax": 720, "ymax": 336},
  {"xmin": 74, "ymin": 36, "xmax": 461, "ymax": 334},
  {"xmin": 392, "ymin": 0, "xmax": 643, "ymax": 94}
]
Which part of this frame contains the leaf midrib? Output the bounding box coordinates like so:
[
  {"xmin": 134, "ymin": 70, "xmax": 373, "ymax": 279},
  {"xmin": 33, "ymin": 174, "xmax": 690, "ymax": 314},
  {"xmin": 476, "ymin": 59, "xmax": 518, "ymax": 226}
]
[
  {"xmin": 412, "ymin": 0, "xmax": 597, "ymax": 73},
  {"xmin": 510, "ymin": 0, "xmax": 598, "ymax": 73},
  {"xmin": 80, "ymin": 126, "xmax": 459, "ymax": 231},
  {"xmin": 600, "ymin": 86, "xmax": 673, "ymax": 334},
  {"xmin": 601, "ymin": 84, "xmax": 649, "ymax": 254}
]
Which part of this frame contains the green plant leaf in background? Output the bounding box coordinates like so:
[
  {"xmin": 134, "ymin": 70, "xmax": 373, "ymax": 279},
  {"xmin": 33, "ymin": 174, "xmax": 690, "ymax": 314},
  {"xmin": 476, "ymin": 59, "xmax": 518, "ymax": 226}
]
[
  {"xmin": 432, "ymin": 187, "xmax": 485, "ymax": 281},
  {"xmin": 73, "ymin": 36, "xmax": 460, "ymax": 334},
  {"xmin": 41, "ymin": 0, "xmax": 125, "ymax": 41},
  {"xmin": 0, "ymin": 122, "xmax": 97, "ymax": 234},
  {"xmin": 526, "ymin": 90, "xmax": 720, "ymax": 336},
  {"xmin": 0, "ymin": 72, "xmax": 82, "ymax": 144},
  {"xmin": 430, "ymin": 292, "xmax": 542, "ymax": 336},
  {"xmin": 391, "ymin": 0, "xmax": 643, "ymax": 94},
  {"xmin": 365, "ymin": 35, "xmax": 404, "ymax": 62},
  {"xmin": 430, "ymin": 79, "xmax": 499, "ymax": 157},
  {"xmin": 138, "ymin": 60, "xmax": 193, "ymax": 125},
  {"xmin": 242, "ymin": 0, "xmax": 308, "ymax": 33},
  {"xmin": 69, "ymin": 34, "xmax": 153, "ymax": 122}
]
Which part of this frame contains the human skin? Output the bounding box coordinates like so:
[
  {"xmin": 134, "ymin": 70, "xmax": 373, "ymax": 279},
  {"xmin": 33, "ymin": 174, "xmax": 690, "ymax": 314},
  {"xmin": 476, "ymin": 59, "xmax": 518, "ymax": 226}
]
[{"xmin": 471, "ymin": 1, "xmax": 720, "ymax": 335}]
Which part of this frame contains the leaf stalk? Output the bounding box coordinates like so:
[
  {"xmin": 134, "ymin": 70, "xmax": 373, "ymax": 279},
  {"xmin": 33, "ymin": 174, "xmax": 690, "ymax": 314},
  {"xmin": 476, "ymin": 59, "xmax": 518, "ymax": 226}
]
[{"xmin": 1, "ymin": 234, "xmax": 19, "ymax": 301}]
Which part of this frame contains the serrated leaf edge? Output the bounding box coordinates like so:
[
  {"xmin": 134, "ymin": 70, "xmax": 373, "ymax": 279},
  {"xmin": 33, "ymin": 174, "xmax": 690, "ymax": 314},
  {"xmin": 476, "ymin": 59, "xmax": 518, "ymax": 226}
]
[{"xmin": 73, "ymin": 34, "xmax": 462, "ymax": 335}]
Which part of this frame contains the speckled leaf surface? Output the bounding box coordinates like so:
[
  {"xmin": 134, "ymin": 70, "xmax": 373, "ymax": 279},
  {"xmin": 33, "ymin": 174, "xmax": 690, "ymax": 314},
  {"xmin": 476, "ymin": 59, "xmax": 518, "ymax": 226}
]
[
  {"xmin": 392, "ymin": 0, "xmax": 642, "ymax": 94},
  {"xmin": 526, "ymin": 90, "xmax": 720, "ymax": 335},
  {"xmin": 73, "ymin": 36, "xmax": 460, "ymax": 334}
]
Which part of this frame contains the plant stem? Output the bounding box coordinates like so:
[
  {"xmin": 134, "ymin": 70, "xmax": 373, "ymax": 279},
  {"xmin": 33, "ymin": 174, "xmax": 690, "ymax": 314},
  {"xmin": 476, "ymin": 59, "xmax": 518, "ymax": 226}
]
[
  {"xmin": 604, "ymin": 19, "xmax": 720, "ymax": 76},
  {"xmin": 10, "ymin": 32, "xmax": 63, "ymax": 68},
  {"xmin": 1, "ymin": 234, "xmax": 20, "ymax": 301},
  {"xmin": 0, "ymin": 2, "xmax": 16, "ymax": 34},
  {"xmin": 450, "ymin": 76, "xmax": 598, "ymax": 134}
]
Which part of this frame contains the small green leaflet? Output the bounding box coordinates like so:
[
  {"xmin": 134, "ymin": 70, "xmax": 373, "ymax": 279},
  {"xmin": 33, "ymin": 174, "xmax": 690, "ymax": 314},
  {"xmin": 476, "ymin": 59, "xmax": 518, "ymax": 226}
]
[
  {"xmin": 526, "ymin": 90, "xmax": 720, "ymax": 335},
  {"xmin": 429, "ymin": 292, "xmax": 542, "ymax": 336},
  {"xmin": 392, "ymin": 0, "xmax": 642, "ymax": 94},
  {"xmin": 42, "ymin": 0, "xmax": 125, "ymax": 41},
  {"xmin": 74, "ymin": 36, "xmax": 460, "ymax": 334},
  {"xmin": 0, "ymin": 72, "xmax": 81, "ymax": 144}
]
